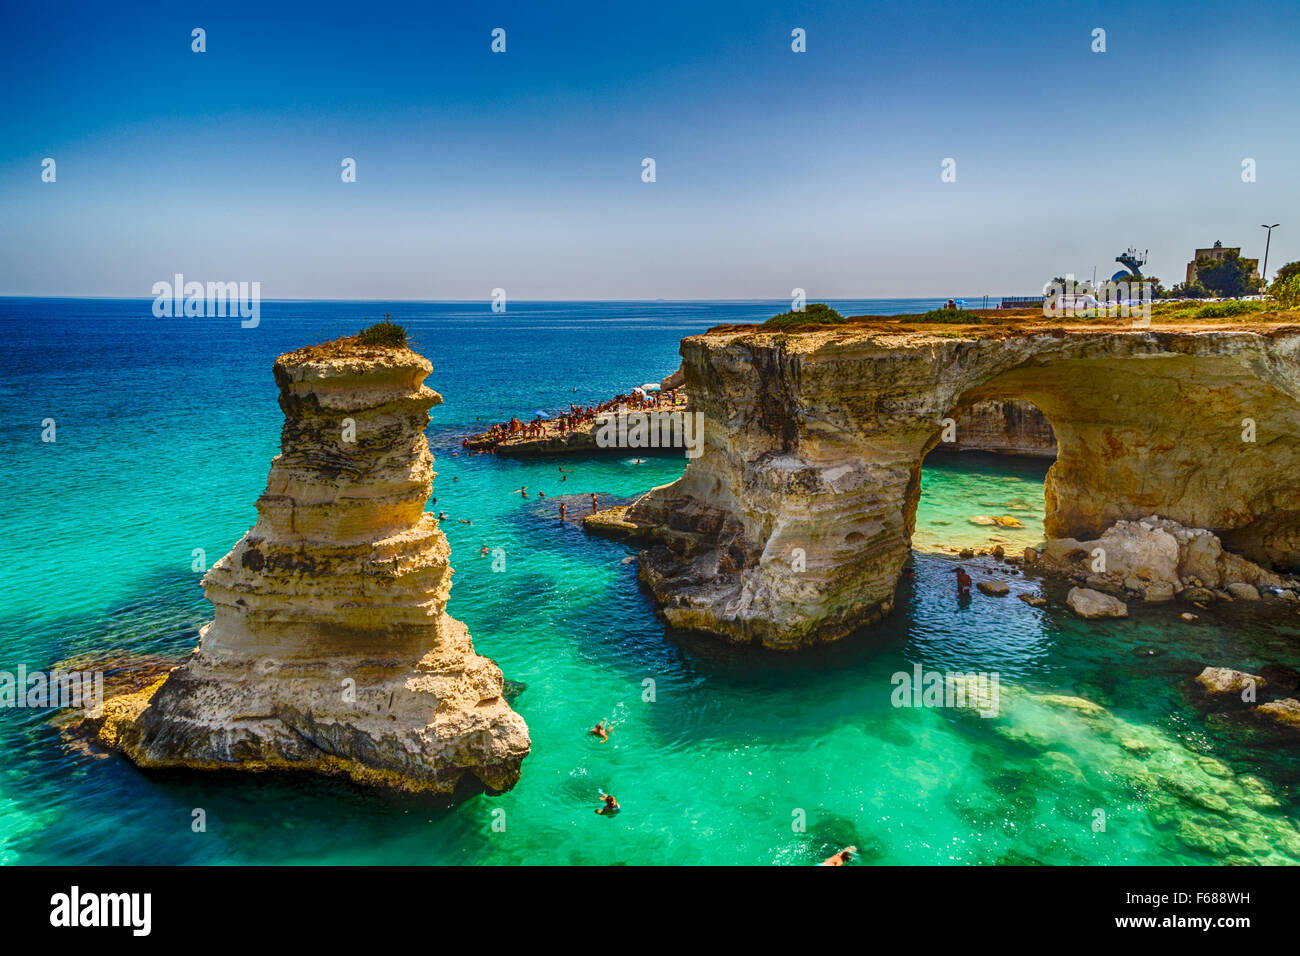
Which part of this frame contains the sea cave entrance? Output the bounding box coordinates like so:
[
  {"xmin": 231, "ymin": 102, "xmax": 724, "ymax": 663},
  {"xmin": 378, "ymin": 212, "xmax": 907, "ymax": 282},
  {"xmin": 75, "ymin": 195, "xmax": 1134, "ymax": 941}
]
[{"xmin": 910, "ymin": 400, "xmax": 1058, "ymax": 558}]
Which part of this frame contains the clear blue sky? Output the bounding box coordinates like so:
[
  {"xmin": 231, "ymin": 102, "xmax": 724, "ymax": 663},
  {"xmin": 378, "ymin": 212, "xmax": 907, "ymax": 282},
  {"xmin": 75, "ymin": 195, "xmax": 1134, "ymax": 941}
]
[{"xmin": 1, "ymin": 0, "xmax": 1296, "ymax": 299}]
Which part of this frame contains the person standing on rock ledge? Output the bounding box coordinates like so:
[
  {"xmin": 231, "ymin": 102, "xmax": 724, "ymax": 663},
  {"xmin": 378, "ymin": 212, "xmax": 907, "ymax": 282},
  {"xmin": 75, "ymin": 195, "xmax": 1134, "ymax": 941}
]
[
  {"xmin": 590, "ymin": 493, "xmax": 599, "ymax": 514},
  {"xmin": 955, "ymin": 567, "xmax": 972, "ymax": 595}
]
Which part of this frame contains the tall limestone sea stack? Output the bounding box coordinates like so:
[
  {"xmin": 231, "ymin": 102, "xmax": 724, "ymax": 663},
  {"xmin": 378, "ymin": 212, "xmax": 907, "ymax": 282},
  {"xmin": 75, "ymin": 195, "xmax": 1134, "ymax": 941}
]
[{"xmin": 101, "ymin": 331, "xmax": 530, "ymax": 795}]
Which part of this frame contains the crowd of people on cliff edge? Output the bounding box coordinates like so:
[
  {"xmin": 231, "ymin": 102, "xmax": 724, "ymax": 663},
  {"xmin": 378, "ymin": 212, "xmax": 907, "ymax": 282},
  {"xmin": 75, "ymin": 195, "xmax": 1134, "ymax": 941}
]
[{"xmin": 463, "ymin": 388, "xmax": 685, "ymax": 451}]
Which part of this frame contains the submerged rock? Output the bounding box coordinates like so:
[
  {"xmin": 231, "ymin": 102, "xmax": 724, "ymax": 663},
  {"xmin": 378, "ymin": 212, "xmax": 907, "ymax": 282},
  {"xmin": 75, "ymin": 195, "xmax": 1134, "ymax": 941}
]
[
  {"xmin": 1038, "ymin": 694, "xmax": 1108, "ymax": 717},
  {"xmin": 971, "ymin": 515, "xmax": 1024, "ymax": 528},
  {"xmin": 976, "ymin": 681, "xmax": 1300, "ymax": 864},
  {"xmin": 1259, "ymin": 664, "xmax": 1300, "ymax": 696},
  {"xmin": 976, "ymin": 580, "xmax": 1010, "ymax": 596},
  {"xmin": 100, "ymin": 335, "xmax": 530, "ymax": 795},
  {"xmin": 1067, "ymin": 587, "xmax": 1128, "ymax": 619}
]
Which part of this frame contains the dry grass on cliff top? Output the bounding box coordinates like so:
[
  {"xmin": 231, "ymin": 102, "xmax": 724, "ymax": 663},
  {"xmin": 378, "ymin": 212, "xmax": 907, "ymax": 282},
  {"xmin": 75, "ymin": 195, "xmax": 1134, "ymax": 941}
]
[
  {"xmin": 277, "ymin": 321, "xmax": 427, "ymax": 365},
  {"xmin": 707, "ymin": 303, "xmax": 1300, "ymax": 338},
  {"xmin": 278, "ymin": 336, "xmax": 421, "ymax": 364}
]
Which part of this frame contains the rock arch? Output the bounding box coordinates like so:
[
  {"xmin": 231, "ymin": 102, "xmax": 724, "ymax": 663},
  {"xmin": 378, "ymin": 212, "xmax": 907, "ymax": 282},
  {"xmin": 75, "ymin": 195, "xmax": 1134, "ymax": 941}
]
[{"xmin": 627, "ymin": 325, "xmax": 1300, "ymax": 649}]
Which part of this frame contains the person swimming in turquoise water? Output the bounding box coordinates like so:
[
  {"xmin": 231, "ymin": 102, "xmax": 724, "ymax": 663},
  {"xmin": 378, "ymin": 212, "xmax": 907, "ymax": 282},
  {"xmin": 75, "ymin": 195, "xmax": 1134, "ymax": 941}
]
[
  {"xmin": 596, "ymin": 792, "xmax": 620, "ymax": 815},
  {"xmin": 589, "ymin": 720, "xmax": 608, "ymax": 742},
  {"xmin": 819, "ymin": 845, "xmax": 855, "ymax": 866}
]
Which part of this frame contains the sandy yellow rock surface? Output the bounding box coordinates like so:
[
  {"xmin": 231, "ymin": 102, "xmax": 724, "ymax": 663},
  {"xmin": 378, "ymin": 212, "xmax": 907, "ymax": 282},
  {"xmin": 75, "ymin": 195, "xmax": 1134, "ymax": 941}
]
[{"xmin": 109, "ymin": 337, "xmax": 530, "ymax": 794}]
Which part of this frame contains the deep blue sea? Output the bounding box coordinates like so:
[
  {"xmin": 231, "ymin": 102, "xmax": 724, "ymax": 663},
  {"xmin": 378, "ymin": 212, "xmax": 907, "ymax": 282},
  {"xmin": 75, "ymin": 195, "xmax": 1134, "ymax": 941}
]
[{"xmin": 2, "ymin": 298, "xmax": 1298, "ymax": 865}]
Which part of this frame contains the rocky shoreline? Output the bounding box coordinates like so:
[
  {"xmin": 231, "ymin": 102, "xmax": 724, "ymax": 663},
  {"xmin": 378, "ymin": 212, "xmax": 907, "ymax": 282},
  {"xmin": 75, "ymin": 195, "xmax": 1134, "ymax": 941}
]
[
  {"xmin": 465, "ymin": 368, "xmax": 690, "ymax": 458},
  {"xmin": 468, "ymin": 366, "xmax": 1058, "ymax": 462},
  {"xmin": 611, "ymin": 323, "xmax": 1300, "ymax": 648}
]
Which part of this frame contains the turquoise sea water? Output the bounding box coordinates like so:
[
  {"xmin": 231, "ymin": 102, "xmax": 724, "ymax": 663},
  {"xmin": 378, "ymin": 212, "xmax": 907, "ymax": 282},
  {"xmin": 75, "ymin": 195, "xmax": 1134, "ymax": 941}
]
[{"xmin": 2, "ymin": 298, "xmax": 1299, "ymax": 866}]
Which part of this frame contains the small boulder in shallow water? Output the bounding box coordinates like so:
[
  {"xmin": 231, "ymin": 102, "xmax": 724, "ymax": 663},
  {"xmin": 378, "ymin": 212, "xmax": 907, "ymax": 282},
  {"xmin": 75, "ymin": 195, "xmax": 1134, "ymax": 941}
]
[
  {"xmin": 1018, "ymin": 593, "xmax": 1046, "ymax": 608},
  {"xmin": 1143, "ymin": 581, "xmax": 1175, "ymax": 603},
  {"xmin": 1180, "ymin": 587, "xmax": 1217, "ymax": 605},
  {"xmin": 1067, "ymin": 587, "xmax": 1128, "ymax": 618},
  {"xmin": 1227, "ymin": 582, "xmax": 1261, "ymax": 601},
  {"xmin": 1255, "ymin": 698, "xmax": 1300, "ymax": 731},
  {"xmin": 977, "ymin": 580, "xmax": 1010, "ymax": 596},
  {"xmin": 1196, "ymin": 666, "xmax": 1265, "ymax": 697},
  {"xmin": 1180, "ymin": 612, "xmax": 1199, "ymax": 623}
]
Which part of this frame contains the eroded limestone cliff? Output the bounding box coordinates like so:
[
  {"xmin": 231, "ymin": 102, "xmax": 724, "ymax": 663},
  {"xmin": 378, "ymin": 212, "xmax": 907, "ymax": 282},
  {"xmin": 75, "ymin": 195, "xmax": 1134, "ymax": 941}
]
[
  {"xmin": 105, "ymin": 337, "xmax": 530, "ymax": 793},
  {"xmin": 626, "ymin": 324, "xmax": 1300, "ymax": 648},
  {"xmin": 952, "ymin": 400, "xmax": 1056, "ymax": 457}
]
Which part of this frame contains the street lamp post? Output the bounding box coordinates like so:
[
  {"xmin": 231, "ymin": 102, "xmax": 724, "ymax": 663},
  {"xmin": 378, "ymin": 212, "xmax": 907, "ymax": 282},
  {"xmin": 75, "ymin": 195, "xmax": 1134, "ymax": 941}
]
[{"xmin": 1261, "ymin": 223, "xmax": 1280, "ymax": 294}]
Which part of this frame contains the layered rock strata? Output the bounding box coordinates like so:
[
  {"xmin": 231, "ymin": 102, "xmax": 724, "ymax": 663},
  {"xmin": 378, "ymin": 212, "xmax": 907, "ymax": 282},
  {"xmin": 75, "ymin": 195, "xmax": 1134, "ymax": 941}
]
[
  {"xmin": 626, "ymin": 324, "xmax": 1300, "ymax": 648},
  {"xmin": 105, "ymin": 337, "xmax": 530, "ymax": 793},
  {"xmin": 951, "ymin": 400, "xmax": 1056, "ymax": 457}
]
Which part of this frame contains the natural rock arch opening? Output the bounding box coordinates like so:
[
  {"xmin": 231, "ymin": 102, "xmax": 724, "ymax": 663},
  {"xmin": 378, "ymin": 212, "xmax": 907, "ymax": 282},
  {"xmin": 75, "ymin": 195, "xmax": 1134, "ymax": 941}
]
[
  {"xmin": 907, "ymin": 399, "xmax": 1056, "ymax": 557},
  {"xmin": 627, "ymin": 326, "xmax": 1300, "ymax": 648}
]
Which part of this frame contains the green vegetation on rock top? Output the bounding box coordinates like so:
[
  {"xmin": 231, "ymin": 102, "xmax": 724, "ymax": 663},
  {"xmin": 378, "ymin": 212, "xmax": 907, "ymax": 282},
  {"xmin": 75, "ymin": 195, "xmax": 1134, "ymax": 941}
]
[
  {"xmin": 913, "ymin": 308, "xmax": 986, "ymax": 324},
  {"xmin": 763, "ymin": 303, "xmax": 846, "ymax": 328},
  {"xmin": 358, "ymin": 319, "xmax": 408, "ymax": 347}
]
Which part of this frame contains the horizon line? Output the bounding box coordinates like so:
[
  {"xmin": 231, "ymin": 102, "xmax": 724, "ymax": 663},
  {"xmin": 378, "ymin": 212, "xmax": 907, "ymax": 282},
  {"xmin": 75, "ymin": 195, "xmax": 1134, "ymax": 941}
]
[{"xmin": 0, "ymin": 293, "xmax": 1018, "ymax": 304}]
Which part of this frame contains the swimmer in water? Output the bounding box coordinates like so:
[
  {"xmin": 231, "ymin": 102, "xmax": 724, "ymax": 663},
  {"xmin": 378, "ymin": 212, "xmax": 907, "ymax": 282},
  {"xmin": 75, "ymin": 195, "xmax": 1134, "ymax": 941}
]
[
  {"xmin": 512, "ymin": 487, "xmax": 527, "ymax": 496},
  {"xmin": 480, "ymin": 544, "xmax": 490, "ymax": 557},
  {"xmin": 589, "ymin": 720, "xmax": 608, "ymax": 742},
  {"xmin": 437, "ymin": 512, "xmax": 447, "ymax": 520},
  {"xmin": 459, "ymin": 519, "xmax": 473, "ymax": 525},
  {"xmin": 559, "ymin": 502, "xmax": 567, "ymax": 521},
  {"xmin": 819, "ymin": 846, "xmax": 856, "ymax": 866},
  {"xmin": 538, "ymin": 491, "xmax": 545, "ymax": 498},
  {"xmin": 596, "ymin": 793, "xmax": 620, "ymax": 815}
]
